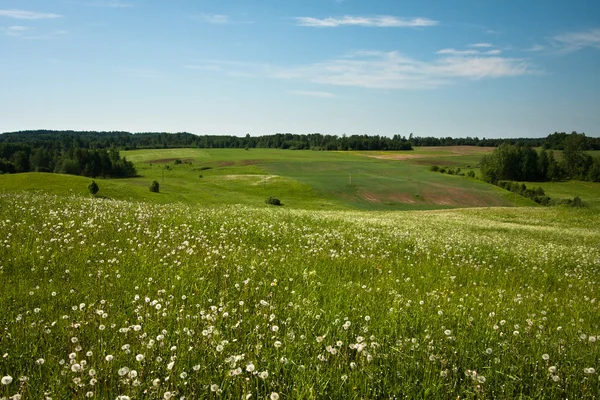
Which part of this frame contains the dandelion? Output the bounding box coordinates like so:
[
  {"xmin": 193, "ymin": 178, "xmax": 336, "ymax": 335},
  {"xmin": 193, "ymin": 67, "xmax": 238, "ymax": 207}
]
[
  {"xmin": 444, "ymin": 330, "xmax": 452, "ymax": 336},
  {"xmin": 270, "ymin": 393, "xmax": 279, "ymax": 400},
  {"xmin": 542, "ymin": 354, "xmax": 550, "ymax": 361},
  {"xmin": 246, "ymin": 363, "xmax": 255, "ymax": 372},
  {"xmin": 85, "ymin": 392, "xmax": 94, "ymax": 398},
  {"xmin": 180, "ymin": 372, "xmax": 187, "ymax": 379},
  {"xmin": 365, "ymin": 316, "xmax": 370, "ymax": 322},
  {"xmin": 136, "ymin": 354, "xmax": 144, "ymax": 362},
  {"xmin": 485, "ymin": 348, "xmax": 493, "ymax": 355},
  {"xmin": 163, "ymin": 392, "xmax": 173, "ymax": 400},
  {"xmin": 167, "ymin": 361, "xmax": 175, "ymax": 370},
  {"xmin": 271, "ymin": 325, "xmax": 279, "ymax": 332},
  {"xmin": 1, "ymin": 375, "xmax": 13, "ymax": 385},
  {"xmin": 548, "ymin": 366, "xmax": 557, "ymax": 373},
  {"xmin": 259, "ymin": 371, "xmax": 269, "ymax": 379},
  {"xmin": 584, "ymin": 367, "xmax": 596, "ymax": 374},
  {"xmin": 71, "ymin": 364, "xmax": 82, "ymax": 373},
  {"xmin": 105, "ymin": 355, "xmax": 114, "ymax": 362},
  {"xmin": 210, "ymin": 384, "xmax": 219, "ymax": 392},
  {"xmin": 117, "ymin": 367, "xmax": 129, "ymax": 376},
  {"xmin": 193, "ymin": 364, "xmax": 201, "ymax": 371},
  {"xmin": 36, "ymin": 358, "xmax": 45, "ymax": 365},
  {"xmin": 274, "ymin": 341, "xmax": 282, "ymax": 348}
]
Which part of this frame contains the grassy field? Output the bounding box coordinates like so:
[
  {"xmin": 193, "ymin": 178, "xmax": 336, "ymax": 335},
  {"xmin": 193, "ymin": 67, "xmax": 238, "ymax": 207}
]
[
  {"xmin": 0, "ymin": 147, "xmax": 558, "ymax": 210},
  {"xmin": 1, "ymin": 146, "xmax": 599, "ymax": 398},
  {"xmin": 0, "ymin": 192, "xmax": 599, "ymax": 399}
]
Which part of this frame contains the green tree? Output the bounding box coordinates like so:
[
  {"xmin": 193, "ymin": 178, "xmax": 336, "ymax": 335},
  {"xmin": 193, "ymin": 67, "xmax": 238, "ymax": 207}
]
[
  {"xmin": 149, "ymin": 181, "xmax": 160, "ymax": 193},
  {"xmin": 88, "ymin": 181, "xmax": 99, "ymax": 196}
]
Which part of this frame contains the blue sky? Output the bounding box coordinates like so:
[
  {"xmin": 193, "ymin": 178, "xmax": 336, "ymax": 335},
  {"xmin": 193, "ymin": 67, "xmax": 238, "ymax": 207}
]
[{"xmin": 1, "ymin": 0, "xmax": 600, "ymax": 138}]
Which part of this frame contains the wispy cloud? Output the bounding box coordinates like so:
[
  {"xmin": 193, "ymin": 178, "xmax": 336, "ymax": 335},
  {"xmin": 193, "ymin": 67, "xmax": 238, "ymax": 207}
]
[
  {"xmin": 525, "ymin": 44, "xmax": 545, "ymax": 52},
  {"xmin": 5, "ymin": 25, "xmax": 29, "ymax": 36},
  {"xmin": 554, "ymin": 28, "xmax": 600, "ymax": 52},
  {"xmin": 289, "ymin": 90, "xmax": 336, "ymax": 98},
  {"xmin": 0, "ymin": 9, "xmax": 61, "ymax": 19},
  {"xmin": 193, "ymin": 50, "xmax": 534, "ymax": 90},
  {"xmin": 437, "ymin": 48, "xmax": 501, "ymax": 56},
  {"xmin": 437, "ymin": 49, "xmax": 480, "ymax": 56},
  {"xmin": 195, "ymin": 13, "xmax": 230, "ymax": 24},
  {"xmin": 470, "ymin": 42, "xmax": 493, "ymax": 48},
  {"xmin": 295, "ymin": 15, "xmax": 438, "ymax": 28}
]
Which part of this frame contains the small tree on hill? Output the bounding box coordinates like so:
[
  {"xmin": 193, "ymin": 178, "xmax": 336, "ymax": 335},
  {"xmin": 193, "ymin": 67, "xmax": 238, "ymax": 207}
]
[
  {"xmin": 88, "ymin": 181, "xmax": 99, "ymax": 196},
  {"xmin": 149, "ymin": 181, "xmax": 160, "ymax": 193}
]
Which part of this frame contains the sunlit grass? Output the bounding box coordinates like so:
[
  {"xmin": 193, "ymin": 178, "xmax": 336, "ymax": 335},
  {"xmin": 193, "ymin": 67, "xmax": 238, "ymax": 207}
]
[{"xmin": 1, "ymin": 192, "xmax": 598, "ymax": 399}]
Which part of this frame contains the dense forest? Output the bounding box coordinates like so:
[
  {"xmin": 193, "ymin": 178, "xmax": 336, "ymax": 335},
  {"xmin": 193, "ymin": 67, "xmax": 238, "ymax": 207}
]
[
  {"xmin": 480, "ymin": 132, "xmax": 600, "ymax": 182},
  {"xmin": 0, "ymin": 130, "xmax": 598, "ymax": 180}
]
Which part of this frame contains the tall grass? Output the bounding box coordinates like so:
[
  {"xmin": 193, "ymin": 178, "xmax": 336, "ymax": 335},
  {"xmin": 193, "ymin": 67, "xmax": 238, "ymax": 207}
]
[{"xmin": 0, "ymin": 192, "xmax": 598, "ymax": 399}]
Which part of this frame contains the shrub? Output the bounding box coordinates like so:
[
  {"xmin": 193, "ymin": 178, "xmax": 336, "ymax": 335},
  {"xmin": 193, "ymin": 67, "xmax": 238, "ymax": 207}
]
[
  {"xmin": 439, "ymin": 167, "xmax": 446, "ymax": 174},
  {"xmin": 88, "ymin": 181, "xmax": 99, "ymax": 196},
  {"xmin": 430, "ymin": 165, "xmax": 439, "ymax": 172},
  {"xmin": 572, "ymin": 196, "xmax": 585, "ymax": 207},
  {"xmin": 535, "ymin": 186, "xmax": 545, "ymax": 196},
  {"xmin": 265, "ymin": 196, "xmax": 282, "ymax": 206},
  {"xmin": 466, "ymin": 170, "xmax": 476, "ymax": 178},
  {"xmin": 174, "ymin": 159, "xmax": 182, "ymax": 165},
  {"xmin": 149, "ymin": 181, "xmax": 160, "ymax": 193}
]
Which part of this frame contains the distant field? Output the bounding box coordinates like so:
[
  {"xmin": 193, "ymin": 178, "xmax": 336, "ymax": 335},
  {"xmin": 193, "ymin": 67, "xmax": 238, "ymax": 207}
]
[{"xmin": 1, "ymin": 146, "xmax": 597, "ymax": 210}]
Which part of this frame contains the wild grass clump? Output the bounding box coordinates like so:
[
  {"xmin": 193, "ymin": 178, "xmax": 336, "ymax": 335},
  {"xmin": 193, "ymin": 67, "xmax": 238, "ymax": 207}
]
[{"xmin": 0, "ymin": 192, "xmax": 598, "ymax": 399}]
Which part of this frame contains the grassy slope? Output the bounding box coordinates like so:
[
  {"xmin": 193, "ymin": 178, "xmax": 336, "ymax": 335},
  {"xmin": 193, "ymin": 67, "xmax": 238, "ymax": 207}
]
[
  {"xmin": 1, "ymin": 146, "xmax": 597, "ymax": 210},
  {"xmin": 1, "ymin": 192, "xmax": 599, "ymax": 399}
]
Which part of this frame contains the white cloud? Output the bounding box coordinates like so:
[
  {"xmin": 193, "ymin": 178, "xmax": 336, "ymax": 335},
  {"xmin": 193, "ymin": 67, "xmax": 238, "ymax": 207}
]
[
  {"xmin": 189, "ymin": 49, "xmax": 534, "ymax": 90},
  {"xmin": 195, "ymin": 13, "xmax": 230, "ymax": 24},
  {"xmin": 289, "ymin": 90, "xmax": 336, "ymax": 98},
  {"xmin": 437, "ymin": 49, "xmax": 480, "ymax": 55},
  {"xmin": 554, "ymin": 28, "xmax": 600, "ymax": 51},
  {"xmin": 525, "ymin": 44, "xmax": 545, "ymax": 52},
  {"xmin": 470, "ymin": 42, "xmax": 493, "ymax": 48},
  {"xmin": 5, "ymin": 25, "xmax": 29, "ymax": 36},
  {"xmin": 0, "ymin": 9, "xmax": 61, "ymax": 19},
  {"xmin": 295, "ymin": 15, "xmax": 438, "ymax": 28}
]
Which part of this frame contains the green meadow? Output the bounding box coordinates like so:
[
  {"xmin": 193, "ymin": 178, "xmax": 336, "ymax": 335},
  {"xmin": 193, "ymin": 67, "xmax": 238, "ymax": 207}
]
[
  {"xmin": 1, "ymin": 146, "xmax": 599, "ymax": 399},
  {"xmin": 1, "ymin": 146, "xmax": 554, "ymax": 210}
]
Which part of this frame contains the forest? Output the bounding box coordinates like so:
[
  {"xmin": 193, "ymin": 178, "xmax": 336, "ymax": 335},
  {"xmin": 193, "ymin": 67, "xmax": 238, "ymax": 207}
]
[
  {"xmin": 0, "ymin": 130, "xmax": 598, "ymax": 180},
  {"xmin": 480, "ymin": 132, "xmax": 600, "ymax": 182}
]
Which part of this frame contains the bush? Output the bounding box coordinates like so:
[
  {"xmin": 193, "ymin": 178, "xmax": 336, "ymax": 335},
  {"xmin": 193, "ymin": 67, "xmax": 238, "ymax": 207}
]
[
  {"xmin": 467, "ymin": 170, "xmax": 476, "ymax": 178},
  {"xmin": 265, "ymin": 196, "xmax": 282, "ymax": 206},
  {"xmin": 88, "ymin": 181, "xmax": 99, "ymax": 196},
  {"xmin": 430, "ymin": 165, "xmax": 439, "ymax": 172},
  {"xmin": 439, "ymin": 167, "xmax": 446, "ymax": 174},
  {"xmin": 149, "ymin": 181, "xmax": 160, "ymax": 193},
  {"xmin": 572, "ymin": 196, "xmax": 585, "ymax": 207},
  {"xmin": 174, "ymin": 159, "xmax": 182, "ymax": 165}
]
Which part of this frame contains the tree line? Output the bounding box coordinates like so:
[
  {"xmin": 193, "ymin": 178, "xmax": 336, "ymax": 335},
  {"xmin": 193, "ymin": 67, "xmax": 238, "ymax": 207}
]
[
  {"xmin": 0, "ymin": 143, "xmax": 136, "ymax": 178},
  {"xmin": 480, "ymin": 132, "xmax": 600, "ymax": 183},
  {"xmin": 2, "ymin": 130, "xmax": 598, "ymax": 152}
]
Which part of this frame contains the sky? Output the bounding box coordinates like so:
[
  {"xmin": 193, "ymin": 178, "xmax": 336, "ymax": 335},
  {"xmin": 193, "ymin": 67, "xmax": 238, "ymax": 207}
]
[{"xmin": 1, "ymin": 0, "xmax": 600, "ymax": 138}]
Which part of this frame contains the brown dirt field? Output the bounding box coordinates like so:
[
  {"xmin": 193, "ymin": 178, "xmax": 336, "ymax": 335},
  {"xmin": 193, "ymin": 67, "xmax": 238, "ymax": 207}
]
[
  {"xmin": 359, "ymin": 191, "xmax": 382, "ymax": 203},
  {"xmin": 241, "ymin": 159, "xmax": 263, "ymax": 165},
  {"xmin": 421, "ymin": 184, "xmax": 505, "ymax": 207},
  {"xmin": 366, "ymin": 146, "xmax": 493, "ymax": 161},
  {"xmin": 219, "ymin": 161, "xmax": 235, "ymax": 167},
  {"xmin": 419, "ymin": 146, "xmax": 493, "ymax": 155},
  {"xmin": 386, "ymin": 193, "xmax": 417, "ymax": 204}
]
